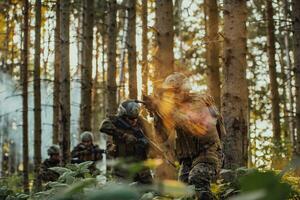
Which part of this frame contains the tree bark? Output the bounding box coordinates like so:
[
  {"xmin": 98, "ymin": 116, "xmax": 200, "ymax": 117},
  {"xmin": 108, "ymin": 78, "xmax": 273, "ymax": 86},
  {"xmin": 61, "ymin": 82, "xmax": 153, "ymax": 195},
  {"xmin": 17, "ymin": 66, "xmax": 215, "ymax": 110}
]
[
  {"xmin": 127, "ymin": 0, "xmax": 137, "ymax": 99},
  {"xmin": 53, "ymin": 0, "xmax": 60, "ymax": 144},
  {"xmin": 106, "ymin": 0, "xmax": 117, "ymax": 115},
  {"xmin": 22, "ymin": 0, "xmax": 29, "ymax": 193},
  {"xmin": 206, "ymin": 0, "xmax": 221, "ymax": 109},
  {"xmin": 33, "ymin": 0, "xmax": 42, "ymax": 191},
  {"xmin": 292, "ymin": 0, "xmax": 300, "ymax": 154},
  {"xmin": 222, "ymin": 0, "xmax": 248, "ymax": 169},
  {"xmin": 142, "ymin": 0, "xmax": 148, "ymax": 95},
  {"xmin": 154, "ymin": 0, "xmax": 174, "ymax": 82},
  {"xmin": 266, "ymin": 0, "xmax": 281, "ymax": 144},
  {"xmin": 80, "ymin": 0, "xmax": 94, "ymax": 132},
  {"xmin": 60, "ymin": 0, "xmax": 71, "ymax": 164}
]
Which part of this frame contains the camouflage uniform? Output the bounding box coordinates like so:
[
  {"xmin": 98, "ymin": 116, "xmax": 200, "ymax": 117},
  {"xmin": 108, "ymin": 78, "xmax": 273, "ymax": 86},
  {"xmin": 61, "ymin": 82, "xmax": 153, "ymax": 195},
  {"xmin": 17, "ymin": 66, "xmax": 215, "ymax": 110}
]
[
  {"xmin": 100, "ymin": 100, "xmax": 152, "ymax": 184},
  {"xmin": 71, "ymin": 132, "xmax": 104, "ymax": 175},
  {"xmin": 40, "ymin": 146, "xmax": 61, "ymax": 182},
  {"xmin": 150, "ymin": 73, "xmax": 225, "ymax": 199},
  {"xmin": 71, "ymin": 143, "xmax": 103, "ymax": 163},
  {"xmin": 40, "ymin": 158, "xmax": 60, "ymax": 182}
]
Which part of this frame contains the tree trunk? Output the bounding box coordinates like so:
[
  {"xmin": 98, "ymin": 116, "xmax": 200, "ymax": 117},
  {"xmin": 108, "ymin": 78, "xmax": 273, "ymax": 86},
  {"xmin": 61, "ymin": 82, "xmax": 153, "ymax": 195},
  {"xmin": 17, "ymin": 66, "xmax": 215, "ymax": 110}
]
[
  {"xmin": 206, "ymin": 0, "xmax": 221, "ymax": 109},
  {"xmin": 127, "ymin": 0, "xmax": 137, "ymax": 99},
  {"xmin": 106, "ymin": 0, "xmax": 117, "ymax": 115},
  {"xmin": 293, "ymin": 0, "xmax": 300, "ymax": 154},
  {"xmin": 60, "ymin": 0, "xmax": 71, "ymax": 164},
  {"xmin": 222, "ymin": 0, "xmax": 248, "ymax": 169},
  {"xmin": 266, "ymin": 0, "xmax": 281, "ymax": 145},
  {"xmin": 53, "ymin": 0, "xmax": 60, "ymax": 144},
  {"xmin": 142, "ymin": 0, "xmax": 148, "ymax": 95},
  {"xmin": 22, "ymin": 0, "xmax": 29, "ymax": 193},
  {"xmin": 80, "ymin": 0, "xmax": 94, "ymax": 132},
  {"xmin": 154, "ymin": 0, "xmax": 174, "ymax": 82},
  {"xmin": 283, "ymin": 0, "xmax": 295, "ymax": 147},
  {"xmin": 33, "ymin": 0, "xmax": 42, "ymax": 191}
]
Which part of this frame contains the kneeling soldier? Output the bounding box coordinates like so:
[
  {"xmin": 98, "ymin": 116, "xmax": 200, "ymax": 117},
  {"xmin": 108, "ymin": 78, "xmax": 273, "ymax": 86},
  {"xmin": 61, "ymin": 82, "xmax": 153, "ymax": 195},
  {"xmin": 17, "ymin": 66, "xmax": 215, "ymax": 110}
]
[
  {"xmin": 100, "ymin": 99, "xmax": 152, "ymax": 184},
  {"xmin": 71, "ymin": 131, "xmax": 105, "ymax": 174},
  {"xmin": 40, "ymin": 145, "xmax": 61, "ymax": 182}
]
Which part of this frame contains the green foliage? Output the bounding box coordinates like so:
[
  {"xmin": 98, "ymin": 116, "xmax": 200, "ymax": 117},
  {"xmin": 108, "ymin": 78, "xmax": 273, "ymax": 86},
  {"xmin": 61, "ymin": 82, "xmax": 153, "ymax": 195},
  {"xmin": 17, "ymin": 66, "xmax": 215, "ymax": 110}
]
[
  {"xmin": 0, "ymin": 186, "xmax": 29, "ymax": 200},
  {"xmin": 238, "ymin": 170, "xmax": 293, "ymax": 200}
]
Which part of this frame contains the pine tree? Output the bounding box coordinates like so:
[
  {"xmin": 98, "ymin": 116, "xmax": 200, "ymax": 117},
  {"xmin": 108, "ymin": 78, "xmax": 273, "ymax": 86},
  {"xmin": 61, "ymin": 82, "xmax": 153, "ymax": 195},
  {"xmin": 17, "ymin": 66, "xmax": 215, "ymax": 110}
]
[
  {"xmin": 127, "ymin": 0, "xmax": 137, "ymax": 99},
  {"xmin": 222, "ymin": 0, "xmax": 248, "ymax": 169},
  {"xmin": 59, "ymin": 0, "xmax": 71, "ymax": 164},
  {"xmin": 53, "ymin": 0, "xmax": 60, "ymax": 145},
  {"xmin": 33, "ymin": 0, "xmax": 42, "ymax": 191},
  {"xmin": 106, "ymin": 0, "xmax": 117, "ymax": 115},
  {"xmin": 206, "ymin": 0, "xmax": 221, "ymax": 109},
  {"xmin": 292, "ymin": 0, "xmax": 300, "ymax": 155},
  {"xmin": 266, "ymin": 0, "xmax": 281, "ymax": 146},
  {"xmin": 154, "ymin": 0, "xmax": 174, "ymax": 82},
  {"xmin": 142, "ymin": 0, "xmax": 148, "ymax": 95},
  {"xmin": 80, "ymin": 0, "xmax": 94, "ymax": 132},
  {"xmin": 22, "ymin": 0, "xmax": 29, "ymax": 193}
]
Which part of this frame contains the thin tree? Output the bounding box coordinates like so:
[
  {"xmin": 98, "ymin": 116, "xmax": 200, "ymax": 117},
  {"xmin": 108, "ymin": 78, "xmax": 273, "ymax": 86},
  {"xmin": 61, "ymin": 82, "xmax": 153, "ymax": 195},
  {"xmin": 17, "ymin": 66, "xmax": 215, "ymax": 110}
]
[
  {"xmin": 80, "ymin": 0, "xmax": 94, "ymax": 132},
  {"xmin": 206, "ymin": 0, "xmax": 221, "ymax": 109},
  {"xmin": 266, "ymin": 0, "xmax": 281, "ymax": 145},
  {"xmin": 53, "ymin": 0, "xmax": 60, "ymax": 144},
  {"xmin": 283, "ymin": 0, "xmax": 295, "ymax": 145},
  {"xmin": 106, "ymin": 0, "xmax": 117, "ymax": 115},
  {"xmin": 33, "ymin": 0, "xmax": 42, "ymax": 191},
  {"xmin": 60, "ymin": 0, "xmax": 71, "ymax": 164},
  {"xmin": 222, "ymin": 0, "xmax": 248, "ymax": 169},
  {"xmin": 292, "ymin": 0, "xmax": 300, "ymax": 155},
  {"xmin": 127, "ymin": 0, "xmax": 137, "ymax": 99},
  {"xmin": 154, "ymin": 0, "xmax": 174, "ymax": 82},
  {"xmin": 22, "ymin": 0, "xmax": 29, "ymax": 193},
  {"xmin": 142, "ymin": 0, "xmax": 148, "ymax": 95}
]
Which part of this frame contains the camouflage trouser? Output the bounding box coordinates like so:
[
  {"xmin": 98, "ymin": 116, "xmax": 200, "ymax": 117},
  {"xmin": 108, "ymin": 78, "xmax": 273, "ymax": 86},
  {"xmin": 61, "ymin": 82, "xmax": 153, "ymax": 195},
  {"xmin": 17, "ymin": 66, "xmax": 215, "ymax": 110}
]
[{"xmin": 179, "ymin": 159, "xmax": 217, "ymax": 200}]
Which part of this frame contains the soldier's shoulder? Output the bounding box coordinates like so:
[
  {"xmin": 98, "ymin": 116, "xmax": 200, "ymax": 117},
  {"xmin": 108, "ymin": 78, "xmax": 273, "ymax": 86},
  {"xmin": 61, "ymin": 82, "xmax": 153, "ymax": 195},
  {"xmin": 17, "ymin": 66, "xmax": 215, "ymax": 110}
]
[
  {"xmin": 73, "ymin": 143, "xmax": 86, "ymax": 150},
  {"xmin": 189, "ymin": 92, "xmax": 214, "ymax": 102},
  {"xmin": 42, "ymin": 159, "xmax": 49, "ymax": 165}
]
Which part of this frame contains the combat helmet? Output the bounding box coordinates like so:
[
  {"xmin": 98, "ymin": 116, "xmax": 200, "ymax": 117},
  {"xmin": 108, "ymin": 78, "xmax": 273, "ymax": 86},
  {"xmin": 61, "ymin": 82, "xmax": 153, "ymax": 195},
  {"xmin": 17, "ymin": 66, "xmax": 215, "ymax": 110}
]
[
  {"xmin": 161, "ymin": 72, "xmax": 191, "ymax": 92},
  {"xmin": 117, "ymin": 100, "xmax": 141, "ymax": 119},
  {"xmin": 80, "ymin": 131, "xmax": 94, "ymax": 142},
  {"xmin": 47, "ymin": 145, "xmax": 60, "ymax": 156}
]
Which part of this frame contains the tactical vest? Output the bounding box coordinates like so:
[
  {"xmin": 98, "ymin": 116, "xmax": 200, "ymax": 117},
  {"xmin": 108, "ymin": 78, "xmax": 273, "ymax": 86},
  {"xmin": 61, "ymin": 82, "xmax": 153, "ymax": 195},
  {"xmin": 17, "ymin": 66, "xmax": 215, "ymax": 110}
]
[
  {"xmin": 110, "ymin": 116, "xmax": 149, "ymax": 161},
  {"xmin": 173, "ymin": 94, "xmax": 221, "ymax": 161}
]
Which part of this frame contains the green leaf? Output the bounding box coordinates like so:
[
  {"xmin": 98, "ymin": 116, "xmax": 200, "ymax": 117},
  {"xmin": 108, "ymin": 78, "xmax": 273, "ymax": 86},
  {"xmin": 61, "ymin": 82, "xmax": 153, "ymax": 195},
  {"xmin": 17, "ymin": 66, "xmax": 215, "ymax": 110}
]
[
  {"xmin": 49, "ymin": 167, "xmax": 72, "ymax": 175},
  {"xmin": 229, "ymin": 190, "xmax": 266, "ymax": 200},
  {"xmin": 87, "ymin": 185, "xmax": 139, "ymax": 200},
  {"xmin": 57, "ymin": 178, "xmax": 96, "ymax": 199}
]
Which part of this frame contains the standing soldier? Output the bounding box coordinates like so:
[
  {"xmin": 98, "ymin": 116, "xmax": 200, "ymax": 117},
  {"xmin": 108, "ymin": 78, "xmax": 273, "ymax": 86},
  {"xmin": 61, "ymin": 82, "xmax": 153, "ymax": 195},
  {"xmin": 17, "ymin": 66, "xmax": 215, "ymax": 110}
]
[
  {"xmin": 144, "ymin": 72, "xmax": 225, "ymax": 200},
  {"xmin": 99, "ymin": 100, "xmax": 152, "ymax": 184},
  {"xmin": 71, "ymin": 131, "xmax": 104, "ymax": 174},
  {"xmin": 40, "ymin": 145, "xmax": 61, "ymax": 182}
]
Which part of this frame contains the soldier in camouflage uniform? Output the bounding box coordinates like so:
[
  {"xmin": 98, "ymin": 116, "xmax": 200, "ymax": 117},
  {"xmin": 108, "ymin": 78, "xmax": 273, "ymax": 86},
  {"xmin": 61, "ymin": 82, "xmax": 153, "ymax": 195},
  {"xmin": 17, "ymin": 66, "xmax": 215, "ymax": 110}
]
[
  {"xmin": 40, "ymin": 145, "xmax": 61, "ymax": 182},
  {"xmin": 99, "ymin": 100, "xmax": 152, "ymax": 184},
  {"xmin": 145, "ymin": 72, "xmax": 225, "ymax": 199},
  {"xmin": 71, "ymin": 131, "xmax": 105, "ymax": 174}
]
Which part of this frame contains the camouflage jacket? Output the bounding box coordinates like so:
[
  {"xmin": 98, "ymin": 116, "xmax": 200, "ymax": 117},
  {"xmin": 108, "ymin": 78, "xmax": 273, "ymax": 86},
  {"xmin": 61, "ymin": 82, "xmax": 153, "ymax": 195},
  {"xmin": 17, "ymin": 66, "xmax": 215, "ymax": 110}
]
[
  {"xmin": 40, "ymin": 158, "xmax": 60, "ymax": 182},
  {"xmin": 153, "ymin": 93, "xmax": 226, "ymax": 167},
  {"xmin": 100, "ymin": 116, "xmax": 150, "ymax": 161},
  {"xmin": 71, "ymin": 143, "xmax": 104, "ymax": 164}
]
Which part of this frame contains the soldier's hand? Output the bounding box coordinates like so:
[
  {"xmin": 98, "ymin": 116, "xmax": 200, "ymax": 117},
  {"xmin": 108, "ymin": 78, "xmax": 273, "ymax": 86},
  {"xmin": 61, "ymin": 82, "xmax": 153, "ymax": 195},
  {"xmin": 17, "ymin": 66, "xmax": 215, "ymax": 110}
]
[{"xmin": 122, "ymin": 133, "xmax": 138, "ymax": 144}]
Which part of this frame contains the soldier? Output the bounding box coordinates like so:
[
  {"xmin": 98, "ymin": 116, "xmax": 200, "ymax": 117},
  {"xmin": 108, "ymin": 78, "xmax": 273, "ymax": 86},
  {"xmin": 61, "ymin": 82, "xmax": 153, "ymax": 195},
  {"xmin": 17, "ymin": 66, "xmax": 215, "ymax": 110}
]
[
  {"xmin": 71, "ymin": 131, "xmax": 104, "ymax": 174},
  {"xmin": 99, "ymin": 100, "xmax": 152, "ymax": 184},
  {"xmin": 40, "ymin": 145, "xmax": 61, "ymax": 182},
  {"xmin": 144, "ymin": 72, "xmax": 225, "ymax": 199}
]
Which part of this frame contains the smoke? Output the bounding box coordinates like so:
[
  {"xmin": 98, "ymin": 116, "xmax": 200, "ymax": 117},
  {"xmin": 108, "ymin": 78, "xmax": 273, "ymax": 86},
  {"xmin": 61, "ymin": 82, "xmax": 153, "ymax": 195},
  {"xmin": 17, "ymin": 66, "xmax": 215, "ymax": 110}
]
[{"xmin": 0, "ymin": 72, "xmax": 81, "ymax": 169}]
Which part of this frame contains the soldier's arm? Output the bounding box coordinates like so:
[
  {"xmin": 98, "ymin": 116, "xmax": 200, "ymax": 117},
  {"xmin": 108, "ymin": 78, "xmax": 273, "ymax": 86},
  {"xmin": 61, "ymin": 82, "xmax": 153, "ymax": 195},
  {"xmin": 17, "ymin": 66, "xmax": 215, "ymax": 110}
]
[{"xmin": 99, "ymin": 118, "xmax": 123, "ymax": 139}]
